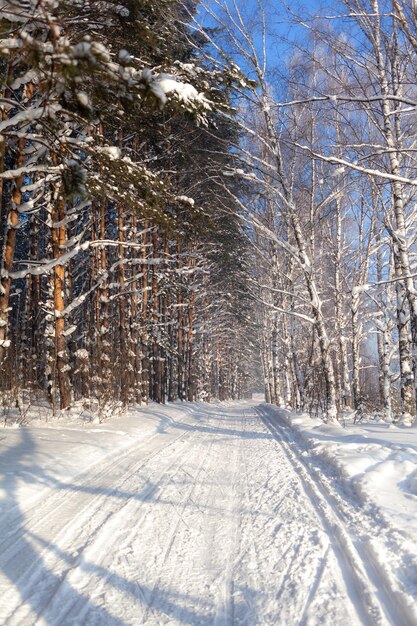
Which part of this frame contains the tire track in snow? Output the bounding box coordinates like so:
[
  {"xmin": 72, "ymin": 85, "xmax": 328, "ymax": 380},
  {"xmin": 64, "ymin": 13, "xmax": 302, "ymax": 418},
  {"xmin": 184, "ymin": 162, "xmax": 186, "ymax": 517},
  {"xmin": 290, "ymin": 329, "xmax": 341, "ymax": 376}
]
[
  {"xmin": 1, "ymin": 432, "xmax": 146, "ymax": 523},
  {"xmin": 0, "ymin": 426, "xmax": 187, "ymax": 555},
  {"xmin": 134, "ymin": 408, "xmax": 245, "ymax": 626},
  {"xmin": 258, "ymin": 407, "xmax": 412, "ymax": 626},
  {"xmin": 38, "ymin": 430, "xmax": 214, "ymax": 626},
  {"xmin": 235, "ymin": 407, "xmax": 337, "ymax": 626},
  {"xmin": 240, "ymin": 411, "xmax": 267, "ymax": 591},
  {"xmin": 135, "ymin": 408, "xmax": 241, "ymax": 626},
  {"xmin": 212, "ymin": 416, "xmax": 241, "ymax": 626},
  {"xmin": 140, "ymin": 431, "xmax": 215, "ymax": 625},
  {"xmin": 0, "ymin": 424, "xmax": 203, "ymax": 625}
]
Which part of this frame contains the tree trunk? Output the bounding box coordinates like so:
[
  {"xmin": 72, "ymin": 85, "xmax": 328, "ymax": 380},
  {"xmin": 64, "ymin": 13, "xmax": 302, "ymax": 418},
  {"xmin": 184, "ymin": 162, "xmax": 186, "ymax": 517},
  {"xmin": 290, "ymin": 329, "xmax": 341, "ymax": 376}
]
[
  {"xmin": 0, "ymin": 137, "xmax": 25, "ymax": 368},
  {"xmin": 351, "ymin": 288, "xmax": 362, "ymax": 419},
  {"xmin": 51, "ymin": 195, "xmax": 72, "ymax": 410}
]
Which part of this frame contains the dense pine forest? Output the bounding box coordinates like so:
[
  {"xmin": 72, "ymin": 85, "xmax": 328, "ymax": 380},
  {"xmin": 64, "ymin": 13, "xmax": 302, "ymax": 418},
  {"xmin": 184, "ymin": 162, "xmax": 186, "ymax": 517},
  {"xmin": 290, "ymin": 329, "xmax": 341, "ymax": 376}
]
[
  {"xmin": 2, "ymin": 0, "xmax": 417, "ymax": 425},
  {"xmin": 0, "ymin": 0, "xmax": 257, "ymax": 415}
]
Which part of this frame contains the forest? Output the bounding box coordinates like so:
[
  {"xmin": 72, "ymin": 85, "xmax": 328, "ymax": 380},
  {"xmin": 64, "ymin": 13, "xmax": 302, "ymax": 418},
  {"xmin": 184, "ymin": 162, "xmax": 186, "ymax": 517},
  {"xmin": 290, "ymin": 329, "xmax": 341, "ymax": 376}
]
[{"xmin": 1, "ymin": 0, "xmax": 417, "ymax": 425}]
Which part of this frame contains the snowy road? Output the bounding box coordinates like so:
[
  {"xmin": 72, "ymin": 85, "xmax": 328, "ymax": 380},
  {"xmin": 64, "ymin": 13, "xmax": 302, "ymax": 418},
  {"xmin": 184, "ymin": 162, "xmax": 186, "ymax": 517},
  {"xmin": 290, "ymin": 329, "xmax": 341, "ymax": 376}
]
[{"xmin": 0, "ymin": 402, "xmax": 413, "ymax": 625}]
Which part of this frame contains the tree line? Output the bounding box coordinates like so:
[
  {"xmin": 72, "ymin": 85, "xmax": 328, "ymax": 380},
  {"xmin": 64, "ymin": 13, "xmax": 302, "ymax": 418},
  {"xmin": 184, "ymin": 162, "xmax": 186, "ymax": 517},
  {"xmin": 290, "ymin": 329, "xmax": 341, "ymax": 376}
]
[
  {"xmin": 0, "ymin": 0, "xmax": 256, "ymax": 417},
  {"xmin": 196, "ymin": 0, "xmax": 417, "ymax": 423}
]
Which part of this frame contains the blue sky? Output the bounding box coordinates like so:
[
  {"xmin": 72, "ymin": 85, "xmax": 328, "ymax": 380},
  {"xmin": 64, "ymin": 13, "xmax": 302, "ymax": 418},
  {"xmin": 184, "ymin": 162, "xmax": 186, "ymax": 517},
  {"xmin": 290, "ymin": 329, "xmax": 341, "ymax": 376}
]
[{"xmin": 201, "ymin": 0, "xmax": 332, "ymax": 74}]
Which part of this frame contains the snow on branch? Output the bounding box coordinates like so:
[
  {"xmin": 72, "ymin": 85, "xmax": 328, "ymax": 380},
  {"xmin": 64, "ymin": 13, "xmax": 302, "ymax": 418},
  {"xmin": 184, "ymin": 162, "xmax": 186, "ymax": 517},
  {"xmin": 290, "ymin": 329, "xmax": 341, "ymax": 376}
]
[{"xmin": 295, "ymin": 143, "xmax": 417, "ymax": 187}]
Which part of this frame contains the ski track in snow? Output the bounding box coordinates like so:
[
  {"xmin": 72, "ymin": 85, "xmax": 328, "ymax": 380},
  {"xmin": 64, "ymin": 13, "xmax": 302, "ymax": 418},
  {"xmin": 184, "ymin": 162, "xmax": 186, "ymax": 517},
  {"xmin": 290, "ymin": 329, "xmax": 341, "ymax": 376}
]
[
  {"xmin": 0, "ymin": 402, "xmax": 413, "ymax": 625},
  {"xmin": 257, "ymin": 408, "xmax": 415, "ymax": 626}
]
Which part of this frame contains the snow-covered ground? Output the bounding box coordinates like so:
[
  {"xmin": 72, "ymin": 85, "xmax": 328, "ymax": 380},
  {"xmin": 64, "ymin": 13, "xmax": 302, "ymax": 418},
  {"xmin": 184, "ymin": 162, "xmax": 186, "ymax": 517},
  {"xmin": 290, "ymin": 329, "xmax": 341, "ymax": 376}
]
[{"xmin": 1, "ymin": 401, "xmax": 417, "ymax": 625}]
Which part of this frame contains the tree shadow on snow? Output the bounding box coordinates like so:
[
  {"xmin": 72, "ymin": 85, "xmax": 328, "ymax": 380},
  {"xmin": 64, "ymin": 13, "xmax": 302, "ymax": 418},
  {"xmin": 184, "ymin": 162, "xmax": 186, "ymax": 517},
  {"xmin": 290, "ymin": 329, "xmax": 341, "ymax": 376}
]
[
  {"xmin": 0, "ymin": 427, "xmax": 261, "ymax": 625},
  {"xmin": 0, "ymin": 427, "xmax": 132, "ymax": 624},
  {"xmin": 24, "ymin": 533, "xmax": 257, "ymax": 626}
]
